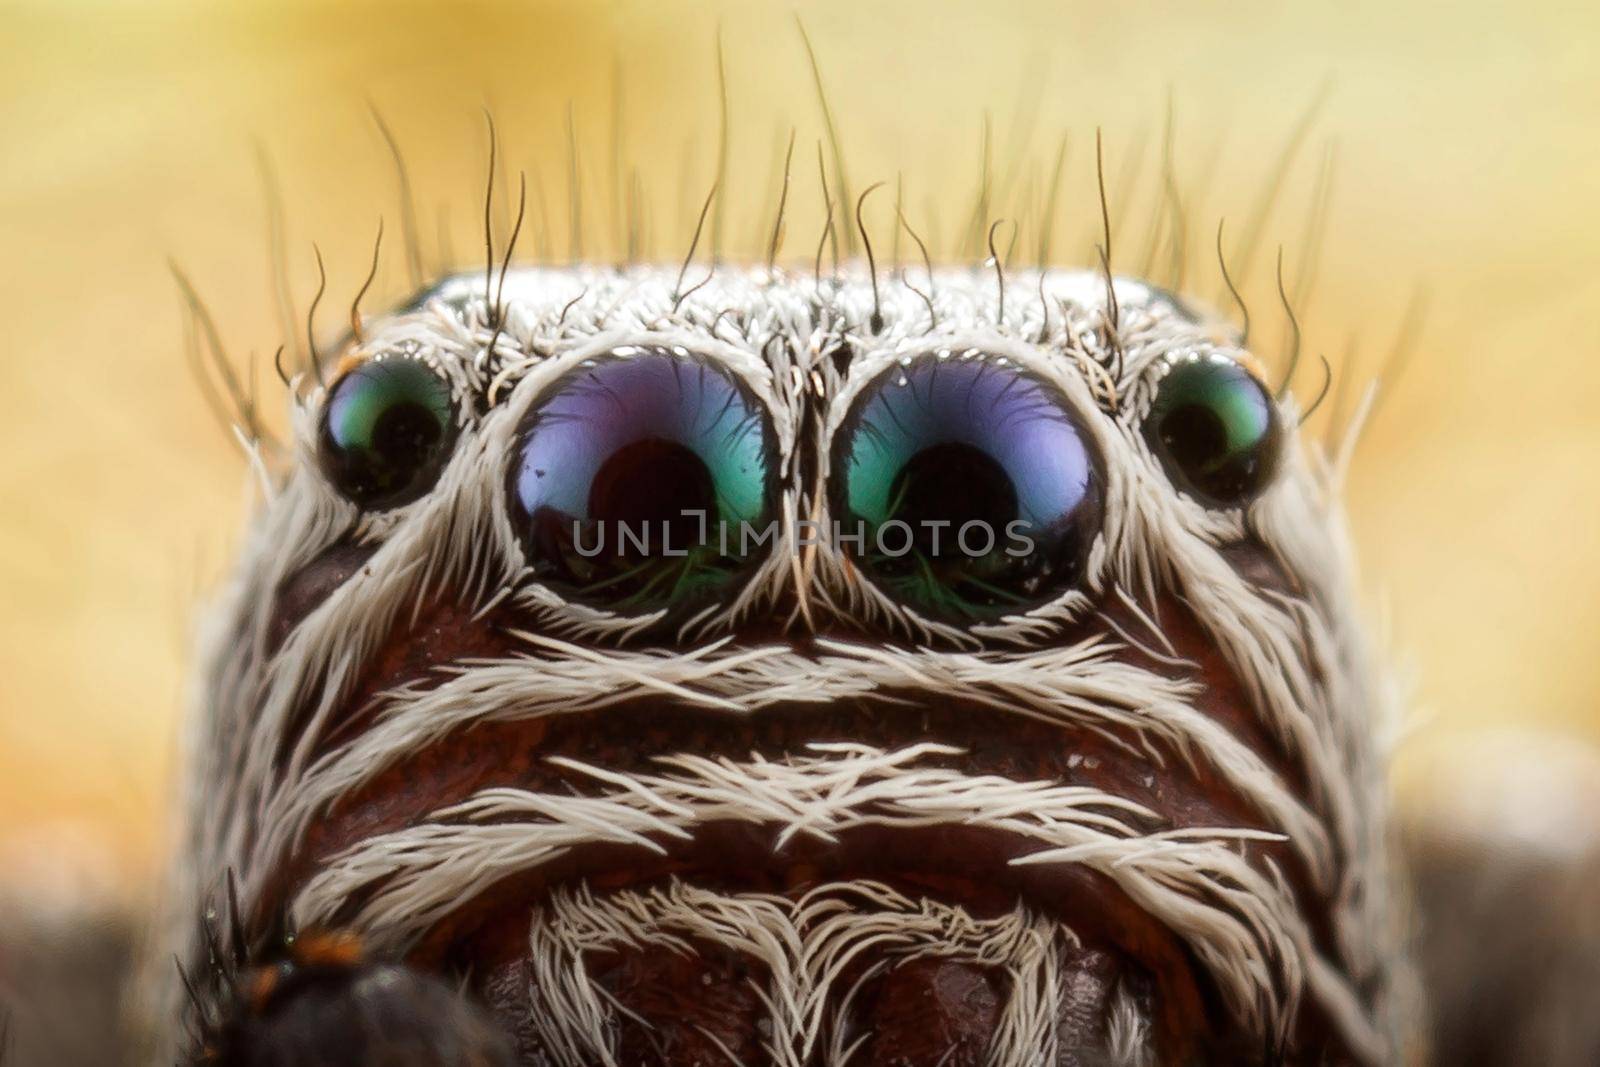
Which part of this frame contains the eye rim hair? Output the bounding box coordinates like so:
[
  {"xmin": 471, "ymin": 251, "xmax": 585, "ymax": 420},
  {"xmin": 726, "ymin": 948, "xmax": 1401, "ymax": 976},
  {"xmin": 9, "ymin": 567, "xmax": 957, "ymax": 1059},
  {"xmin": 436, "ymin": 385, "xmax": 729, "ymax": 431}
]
[{"xmin": 299, "ymin": 277, "xmax": 1302, "ymax": 652}]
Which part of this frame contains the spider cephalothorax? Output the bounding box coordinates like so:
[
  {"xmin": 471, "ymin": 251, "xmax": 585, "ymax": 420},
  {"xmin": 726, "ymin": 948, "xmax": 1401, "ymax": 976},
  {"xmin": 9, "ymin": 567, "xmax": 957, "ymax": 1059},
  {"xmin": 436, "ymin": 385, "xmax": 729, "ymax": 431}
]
[{"xmin": 164, "ymin": 262, "xmax": 1407, "ymax": 1065}]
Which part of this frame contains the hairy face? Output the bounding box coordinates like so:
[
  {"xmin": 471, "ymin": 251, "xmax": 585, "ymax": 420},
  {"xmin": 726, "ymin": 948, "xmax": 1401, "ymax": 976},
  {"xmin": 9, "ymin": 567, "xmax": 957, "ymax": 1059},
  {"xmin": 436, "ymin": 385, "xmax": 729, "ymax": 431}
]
[{"xmin": 169, "ymin": 264, "xmax": 1406, "ymax": 1066}]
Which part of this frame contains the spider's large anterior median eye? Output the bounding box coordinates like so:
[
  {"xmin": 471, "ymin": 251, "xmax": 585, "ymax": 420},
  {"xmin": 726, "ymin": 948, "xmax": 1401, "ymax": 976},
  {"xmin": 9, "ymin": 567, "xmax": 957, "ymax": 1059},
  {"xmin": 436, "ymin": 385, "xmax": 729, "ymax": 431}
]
[
  {"xmin": 319, "ymin": 357, "xmax": 457, "ymax": 509},
  {"xmin": 1145, "ymin": 353, "xmax": 1281, "ymax": 506},
  {"xmin": 510, "ymin": 349, "xmax": 775, "ymax": 612},
  {"xmin": 831, "ymin": 353, "xmax": 1103, "ymax": 621}
]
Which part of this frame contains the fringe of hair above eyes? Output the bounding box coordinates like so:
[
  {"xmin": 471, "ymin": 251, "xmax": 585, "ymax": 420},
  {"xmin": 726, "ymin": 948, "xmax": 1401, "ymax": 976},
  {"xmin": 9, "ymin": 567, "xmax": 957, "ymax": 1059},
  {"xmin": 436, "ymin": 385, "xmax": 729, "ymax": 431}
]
[{"xmin": 186, "ymin": 68, "xmax": 1427, "ymax": 482}]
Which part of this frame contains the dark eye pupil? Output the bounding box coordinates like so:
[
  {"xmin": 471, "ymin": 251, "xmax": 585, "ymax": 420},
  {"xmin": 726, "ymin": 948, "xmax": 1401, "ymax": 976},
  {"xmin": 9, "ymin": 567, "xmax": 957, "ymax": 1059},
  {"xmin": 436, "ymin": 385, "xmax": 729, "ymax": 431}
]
[
  {"xmin": 319, "ymin": 359, "xmax": 455, "ymax": 509},
  {"xmin": 891, "ymin": 443, "xmax": 1018, "ymax": 554},
  {"xmin": 587, "ymin": 439, "xmax": 716, "ymax": 550},
  {"xmin": 370, "ymin": 403, "xmax": 444, "ymax": 478},
  {"xmin": 1158, "ymin": 404, "xmax": 1229, "ymax": 473}
]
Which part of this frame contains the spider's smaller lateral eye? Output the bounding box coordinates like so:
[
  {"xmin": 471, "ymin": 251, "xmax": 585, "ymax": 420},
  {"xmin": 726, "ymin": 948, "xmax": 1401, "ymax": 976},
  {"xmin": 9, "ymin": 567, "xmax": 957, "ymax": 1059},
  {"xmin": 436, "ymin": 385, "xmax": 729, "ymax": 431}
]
[
  {"xmin": 319, "ymin": 357, "xmax": 456, "ymax": 509},
  {"xmin": 1145, "ymin": 354, "xmax": 1281, "ymax": 507}
]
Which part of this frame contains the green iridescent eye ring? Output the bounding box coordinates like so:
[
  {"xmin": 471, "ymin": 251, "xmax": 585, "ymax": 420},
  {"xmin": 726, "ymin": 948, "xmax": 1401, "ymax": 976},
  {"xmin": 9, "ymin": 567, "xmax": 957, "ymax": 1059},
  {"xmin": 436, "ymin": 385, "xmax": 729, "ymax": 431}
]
[
  {"xmin": 1144, "ymin": 353, "xmax": 1282, "ymax": 507},
  {"xmin": 318, "ymin": 356, "xmax": 457, "ymax": 509}
]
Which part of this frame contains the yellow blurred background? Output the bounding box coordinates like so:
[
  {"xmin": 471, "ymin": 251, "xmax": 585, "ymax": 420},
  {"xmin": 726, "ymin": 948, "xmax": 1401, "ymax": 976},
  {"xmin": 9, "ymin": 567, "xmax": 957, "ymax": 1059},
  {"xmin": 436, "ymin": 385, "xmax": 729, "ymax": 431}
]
[{"xmin": 1, "ymin": 0, "xmax": 1597, "ymax": 892}]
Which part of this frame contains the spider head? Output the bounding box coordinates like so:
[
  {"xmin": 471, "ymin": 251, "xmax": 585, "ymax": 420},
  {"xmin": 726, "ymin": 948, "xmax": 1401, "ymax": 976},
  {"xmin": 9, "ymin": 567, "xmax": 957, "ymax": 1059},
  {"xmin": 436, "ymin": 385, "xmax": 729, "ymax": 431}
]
[{"xmin": 174, "ymin": 265, "xmax": 1400, "ymax": 1066}]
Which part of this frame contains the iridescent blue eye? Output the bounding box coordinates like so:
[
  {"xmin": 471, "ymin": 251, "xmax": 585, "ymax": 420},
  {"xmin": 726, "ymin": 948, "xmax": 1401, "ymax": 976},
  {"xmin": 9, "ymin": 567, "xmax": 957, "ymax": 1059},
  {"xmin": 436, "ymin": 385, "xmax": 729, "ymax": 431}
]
[
  {"xmin": 319, "ymin": 357, "xmax": 456, "ymax": 509},
  {"xmin": 510, "ymin": 349, "xmax": 775, "ymax": 611},
  {"xmin": 1145, "ymin": 354, "xmax": 1281, "ymax": 506},
  {"xmin": 831, "ymin": 353, "xmax": 1103, "ymax": 621}
]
